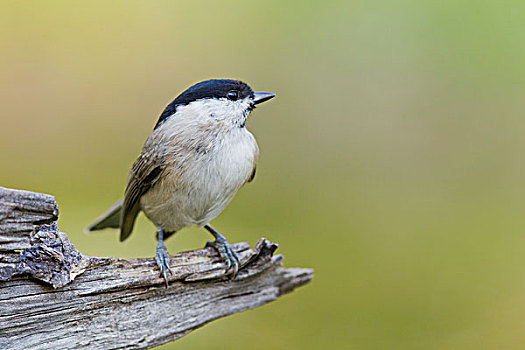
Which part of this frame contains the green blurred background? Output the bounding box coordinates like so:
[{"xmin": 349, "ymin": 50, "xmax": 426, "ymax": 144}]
[{"xmin": 2, "ymin": 1, "xmax": 525, "ymax": 349}]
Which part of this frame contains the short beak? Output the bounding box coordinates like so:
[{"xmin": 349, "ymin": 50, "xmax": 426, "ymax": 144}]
[{"xmin": 253, "ymin": 91, "xmax": 276, "ymax": 105}]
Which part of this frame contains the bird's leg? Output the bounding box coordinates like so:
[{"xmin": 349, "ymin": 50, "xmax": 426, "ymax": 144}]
[
  {"xmin": 204, "ymin": 224, "xmax": 240, "ymax": 277},
  {"xmin": 154, "ymin": 227, "xmax": 172, "ymax": 286}
]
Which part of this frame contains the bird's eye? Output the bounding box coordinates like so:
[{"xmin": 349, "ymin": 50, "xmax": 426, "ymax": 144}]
[{"xmin": 227, "ymin": 90, "xmax": 239, "ymax": 101}]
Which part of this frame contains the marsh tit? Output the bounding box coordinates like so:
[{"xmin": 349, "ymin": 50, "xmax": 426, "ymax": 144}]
[{"xmin": 86, "ymin": 79, "xmax": 275, "ymax": 284}]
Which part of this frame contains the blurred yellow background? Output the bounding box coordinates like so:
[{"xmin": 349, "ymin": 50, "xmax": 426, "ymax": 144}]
[{"xmin": 2, "ymin": 1, "xmax": 525, "ymax": 349}]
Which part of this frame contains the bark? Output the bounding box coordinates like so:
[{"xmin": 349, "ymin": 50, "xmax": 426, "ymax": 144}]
[{"xmin": 0, "ymin": 186, "xmax": 312, "ymax": 349}]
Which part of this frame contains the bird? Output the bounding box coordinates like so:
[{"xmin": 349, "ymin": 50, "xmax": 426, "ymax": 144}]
[{"xmin": 86, "ymin": 79, "xmax": 275, "ymax": 285}]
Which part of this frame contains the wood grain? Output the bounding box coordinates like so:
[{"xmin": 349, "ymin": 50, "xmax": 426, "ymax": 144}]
[{"xmin": 0, "ymin": 187, "xmax": 312, "ymax": 349}]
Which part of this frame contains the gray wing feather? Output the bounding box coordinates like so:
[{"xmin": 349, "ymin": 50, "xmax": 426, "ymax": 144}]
[{"xmin": 119, "ymin": 152, "xmax": 164, "ymax": 241}]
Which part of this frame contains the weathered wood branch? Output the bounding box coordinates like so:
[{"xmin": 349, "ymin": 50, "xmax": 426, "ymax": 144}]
[{"xmin": 0, "ymin": 186, "xmax": 312, "ymax": 349}]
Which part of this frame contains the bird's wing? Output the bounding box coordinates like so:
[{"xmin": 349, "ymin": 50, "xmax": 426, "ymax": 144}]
[
  {"xmin": 247, "ymin": 166, "xmax": 256, "ymax": 183},
  {"xmin": 120, "ymin": 152, "xmax": 164, "ymax": 241},
  {"xmin": 246, "ymin": 143, "xmax": 259, "ymax": 183}
]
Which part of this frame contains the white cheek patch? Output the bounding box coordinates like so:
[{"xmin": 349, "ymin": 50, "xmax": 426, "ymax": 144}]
[{"xmin": 183, "ymin": 97, "xmax": 252, "ymax": 126}]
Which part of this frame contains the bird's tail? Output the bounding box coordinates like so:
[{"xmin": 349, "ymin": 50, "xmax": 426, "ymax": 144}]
[{"xmin": 84, "ymin": 198, "xmax": 123, "ymax": 233}]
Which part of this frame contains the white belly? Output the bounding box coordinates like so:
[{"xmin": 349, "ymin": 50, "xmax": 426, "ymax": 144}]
[{"xmin": 140, "ymin": 128, "xmax": 258, "ymax": 232}]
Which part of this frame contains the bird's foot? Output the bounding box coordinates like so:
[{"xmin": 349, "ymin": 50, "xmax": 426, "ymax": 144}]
[
  {"xmin": 155, "ymin": 239, "xmax": 172, "ymax": 286},
  {"xmin": 206, "ymin": 236, "xmax": 240, "ymax": 277}
]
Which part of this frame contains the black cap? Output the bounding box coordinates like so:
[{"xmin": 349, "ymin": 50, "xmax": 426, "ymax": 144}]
[{"xmin": 154, "ymin": 79, "xmax": 254, "ymax": 129}]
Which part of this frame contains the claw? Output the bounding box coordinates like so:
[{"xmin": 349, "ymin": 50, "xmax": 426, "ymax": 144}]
[
  {"xmin": 204, "ymin": 225, "xmax": 240, "ymax": 277},
  {"xmin": 206, "ymin": 237, "xmax": 240, "ymax": 277},
  {"xmin": 155, "ymin": 238, "xmax": 171, "ymax": 286}
]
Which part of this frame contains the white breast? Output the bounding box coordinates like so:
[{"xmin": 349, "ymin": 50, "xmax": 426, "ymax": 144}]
[
  {"xmin": 140, "ymin": 110, "xmax": 259, "ymax": 233},
  {"xmin": 189, "ymin": 128, "xmax": 258, "ymax": 224}
]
